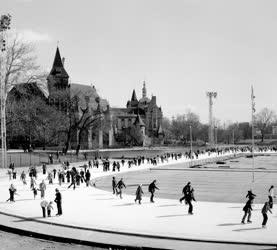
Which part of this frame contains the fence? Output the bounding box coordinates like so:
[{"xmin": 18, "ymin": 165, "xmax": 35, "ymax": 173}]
[{"xmin": 0, "ymin": 151, "xmax": 90, "ymax": 168}]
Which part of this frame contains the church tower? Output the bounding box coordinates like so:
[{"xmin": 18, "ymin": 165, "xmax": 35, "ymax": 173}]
[{"xmin": 47, "ymin": 47, "xmax": 69, "ymax": 91}]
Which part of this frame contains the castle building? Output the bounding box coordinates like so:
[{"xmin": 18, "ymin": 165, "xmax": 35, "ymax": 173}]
[
  {"xmin": 46, "ymin": 47, "xmax": 164, "ymax": 148},
  {"xmin": 109, "ymin": 82, "xmax": 164, "ymax": 146}
]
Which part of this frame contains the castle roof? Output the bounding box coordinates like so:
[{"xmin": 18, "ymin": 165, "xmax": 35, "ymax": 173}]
[
  {"xmin": 70, "ymin": 83, "xmax": 109, "ymax": 111},
  {"xmin": 131, "ymin": 89, "xmax": 138, "ymax": 102}
]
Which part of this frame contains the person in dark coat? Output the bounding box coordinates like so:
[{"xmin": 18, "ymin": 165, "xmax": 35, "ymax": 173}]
[
  {"xmin": 262, "ymin": 201, "xmax": 272, "ymax": 228},
  {"xmin": 68, "ymin": 171, "xmax": 76, "ymax": 190},
  {"xmin": 42, "ymin": 164, "xmax": 47, "ymax": 175},
  {"xmin": 186, "ymin": 188, "xmax": 196, "ymax": 214},
  {"xmin": 85, "ymin": 170, "xmax": 91, "ymax": 187},
  {"xmin": 179, "ymin": 182, "xmax": 191, "ymax": 203},
  {"xmin": 112, "ymin": 177, "xmax": 117, "ymax": 195},
  {"xmin": 54, "ymin": 188, "xmax": 62, "ymax": 216},
  {"xmin": 66, "ymin": 170, "xmax": 71, "ymax": 183},
  {"xmin": 268, "ymin": 185, "xmax": 275, "ymax": 209},
  {"xmin": 135, "ymin": 184, "xmax": 144, "ymax": 204},
  {"xmin": 148, "ymin": 180, "xmax": 159, "ymax": 203},
  {"xmin": 116, "ymin": 178, "xmax": 126, "ymax": 199},
  {"xmin": 241, "ymin": 199, "xmax": 253, "ymax": 224},
  {"xmin": 53, "ymin": 169, "xmax": 57, "ymax": 179},
  {"xmin": 7, "ymin": 184, "xmax": 17, "ymax": 202}
]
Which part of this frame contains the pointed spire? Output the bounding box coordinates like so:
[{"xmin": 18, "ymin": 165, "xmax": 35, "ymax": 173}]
[
  {"xmin": 131, "ymin": 89, "xmax": 138, "ymax": 102},
  {"xmin": 53, "ymin": 47, "xmax": 64, "ymax": 68},
  {"xmin": 49, "ymin": 46, "xmax": 69, "ymax": 79},
  {"xmin": 142, "ymin": 81, "xmax": 147, "ymax": 98}
]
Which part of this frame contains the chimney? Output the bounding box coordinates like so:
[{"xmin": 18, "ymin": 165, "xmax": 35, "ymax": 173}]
[{"xmin": 62, "ymin": 57, "xmax": 65, "ymax": 66}]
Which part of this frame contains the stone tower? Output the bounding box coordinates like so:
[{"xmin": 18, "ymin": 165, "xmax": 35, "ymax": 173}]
[{"xmin": 47, "ymin": 47, "xmax": 69, "ymax": 91}]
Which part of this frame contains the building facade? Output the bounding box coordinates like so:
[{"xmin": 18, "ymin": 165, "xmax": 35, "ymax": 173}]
[{"xmin": 47, "ymin": 47, "xmax": 164, "ymax": 149}]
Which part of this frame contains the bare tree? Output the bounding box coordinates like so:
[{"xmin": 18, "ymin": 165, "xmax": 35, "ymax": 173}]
[
  {"xmin": 255, "ymin": 107, "xmax": 276, "ymax": 142},
  {"xmin": 4, "ymin": 34, "xmax": 47, "ymax": 96},
  {"xmin": 2, "ymin": 34, "xmax": 47, "ymax": 153}
]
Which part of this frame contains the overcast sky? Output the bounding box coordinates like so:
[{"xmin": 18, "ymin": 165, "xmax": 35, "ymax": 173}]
[{"xmin": 2, "ymin": 0, "xmax": 277, "ymax": 123}]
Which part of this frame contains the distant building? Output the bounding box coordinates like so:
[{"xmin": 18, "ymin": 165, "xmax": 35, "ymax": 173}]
[
  {"xmin": 10, "ymin": 47, "xmax": 164, "ymax": 149},
  {"xmin": 109, "ymin": 82, "xmax": 164, "ymax": 146}
]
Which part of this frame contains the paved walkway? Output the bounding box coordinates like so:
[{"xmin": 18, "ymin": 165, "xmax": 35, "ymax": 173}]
[{"xmin": 0, "ymin": 151, "xmax": 276, "ymax": 249}]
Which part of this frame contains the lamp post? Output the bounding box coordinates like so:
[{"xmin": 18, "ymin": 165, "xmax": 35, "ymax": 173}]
[
  {"xmin": 251, "ymin": 86, "xmax": 256, "ymax": 183},
  {"xmin": 190, "ymin": 125, "xmax": 193, "ymax": 167},
  {"xmin": 0, "ymin": 14, "xmax": 11, "ymax": 168},
  {"xmin": 206, "ymin": 91, "xmax": 217, "ymax": 146}
]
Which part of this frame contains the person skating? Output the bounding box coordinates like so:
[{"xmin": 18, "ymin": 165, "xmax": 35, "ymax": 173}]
[
  {"xmin": 30, "ymin": 176, "xmax": 36, "ymax": 190},
  {"xmin": 68, "ymin": 171, "xmax": 76, "ymax": 190},
  {"xmin": 6, "ymin": 184, "xmax": 17, "ymax": 202},
  {"xmin": 179, "ymin": 182, "xmax": 191, "ymax": 203},
  {"xmin": 39, "ymin": 180, "xmax": 46, "ymax": 199},
  {"xmin": 85, "ymin": 170, "xmax": 91, "ymax": 187},
  {"xmin": 116, "ymin": 178, "xmax": 126, "ymax": 199},
  {"xmin": 112, "ymin": 177, "xmax": 117, "ymax": 195},
  {"xmin": 20, "ymin": 171, "xmax": 27, "ymax": 185},
  {"xmin": 135, "ymin": 184, "xmax": 144, "ymax": 204},
  {"xmin": 148, "ymin": 180, "xmax": 159, "ymax": 203},
  {"xmin": 268, "ymin": 185, "xmax": 275, "ymax": 209},
  {"xmin": 54, "ymin": 188, "xmax": 62, "ymax": 216},
  {"xmin": 262, "ymin": 201, "xmax": 272, "ymax": 228},
  {"xmin": 241, "ymin": 199, "xmax": 253, "ymax": 224},
  {"xmin": 186, "ymin": 188, "xmax": 196, "ymax": 214}
]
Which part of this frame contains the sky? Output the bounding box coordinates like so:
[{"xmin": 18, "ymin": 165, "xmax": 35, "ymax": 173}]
[{"xmin": 1, "ymin": 0, "xmax": 277, "ymax": 123}]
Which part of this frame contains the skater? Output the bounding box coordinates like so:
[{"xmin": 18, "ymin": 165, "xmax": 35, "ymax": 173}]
[
  {"xmin": 42, "ymin": 164, "xmax": 47, "ymax": 175},
  {"xmin": 30, "ymin": 176, "xmax": 36, "ymax": 190},
  {"xmin": 262, "ymin": 201, "xmax": 272, "ymax": 228},
  {"xmin": 40, "ymin": 200, "xmax": 48, "ymax": 218},
  {"xmin": 179, "ymin": 182, "xmax": 191, "ymax": 203},
  {"xmin": 135, "ymin": 184, "xmax": 143, "ymax": 204},
  {"xmin": 116, "ymin": 178, "xmax": 126, "ymax": 199},
  {"xmin": 85, "ymin": 170, "xmax": 91, "ymax": 187},
  {"xmin": 39, "ymin": 180, "xmax": 46, "ymax": 199},
  {"xmin": 54, "ymin": 188, "xmax": 62, "ymax": 216},
  {"xmin": 241, "ymin": 199, "xmax": 253, "ymax": 224},
  {"xmin": 53, "ymin": 169, "xmax": 57, "ymax": 179},
  {"xmin": 20, "ymin": 171, "xmax": 27, "ymax": 185},
  {"xmin": 268, "ymin": 185, "xmax": 275, "ymax": 209},
  {"xmin": 112, "ymin": 177, "xmax": 117, "ymax": 195},
  {"xmin": 48, "ymin": 171, "xmax": 53, "ymax": 184},
  {"xmin": 148, "ymin": 180, "xmax": 159, "ymax": 203},
  {"xmin": 7, "ymin": 184, "xmax": 17, "ymax": 202},
  {"xmin": 33, "ymin": 186, "xmax": 38, "ymax": 199},
  {"xmin": 186, "ymin": 188, "xmax": 196, "ymax": 214}
]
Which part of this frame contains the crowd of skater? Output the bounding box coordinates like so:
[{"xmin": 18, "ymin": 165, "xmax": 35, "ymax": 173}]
[{"xmin": 4, "ymin": 145, "xmax": 277, "ymax": 228}]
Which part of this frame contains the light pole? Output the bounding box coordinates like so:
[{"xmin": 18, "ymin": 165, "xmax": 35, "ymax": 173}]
[
  {"xmin": 251, "ymin": 86, "xmax": 256, "ymax": 183},
  {"xmin": 0, "ymin": 14, "xmax": 11, "ymax": 168},
  {"xmin": 214, "ymin": 126, "xmax": 218, "ymax": 148},
  {"xmin": 206, "ymin": 92, "xmax": 217, "ymax": 146},
  {"xmin": 190, "ymin": 125, "xmax": 193, "ymax": 167}
]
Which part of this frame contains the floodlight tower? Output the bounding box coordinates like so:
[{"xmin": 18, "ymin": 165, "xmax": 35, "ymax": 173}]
[
  {"xmin": 206, "ymin": 91, "xmax": 217, "ymax": 145},
  {"xmin": 0, "ymin": 14, "xmax": 11, "ymax": 168}
]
